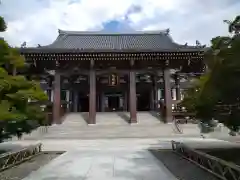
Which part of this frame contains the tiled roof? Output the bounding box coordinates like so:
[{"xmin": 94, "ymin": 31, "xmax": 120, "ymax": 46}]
[{"xmin": 38, "ymin": 29, "xmax": 202, "ymax": 51}]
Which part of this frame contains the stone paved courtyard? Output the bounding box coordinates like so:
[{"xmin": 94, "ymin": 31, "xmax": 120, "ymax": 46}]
[
  {"xmin": 1, "ymin": 112, "xmax": 238, "ymax": 180},
  {"xmin": 22, "ymin": 149, "xmax": 178, "ymax": 180},
  {"xmin": 3, "ymin": 138, "xmax": 236, "ymax": 180}
]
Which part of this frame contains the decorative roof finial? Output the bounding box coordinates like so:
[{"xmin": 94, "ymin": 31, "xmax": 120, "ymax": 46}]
[
  {"xmin": 21, "ymin": 41, "xmax": 26, "ymax": 48},
  {"xmin": 165, "ymin": 28, "xmax": 170, "ymax": 35},
  {"xmin": 196, "ymin": 40, "xmax": 206, "ymax": 48},
  {"xmin": 58, "ymin": 29, "xmax": 63, "ymax": 34},
  {"xmin": 196, "ymin": 40, "xmax": 201, "ymax": 46}
]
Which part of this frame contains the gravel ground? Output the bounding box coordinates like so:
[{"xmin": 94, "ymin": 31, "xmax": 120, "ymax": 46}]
[
  {"xmin": 0, "ymin": 152, "xmax": 61, "ymax": 180},
  {"xmin": 150, "ymin": 149, "xmax": 220, "ymax": 180}
]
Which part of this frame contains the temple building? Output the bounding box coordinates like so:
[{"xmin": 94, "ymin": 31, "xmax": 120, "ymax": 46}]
[{"xmin": 20, "ymin": 29, "xmax": 205, "ymax": 124}]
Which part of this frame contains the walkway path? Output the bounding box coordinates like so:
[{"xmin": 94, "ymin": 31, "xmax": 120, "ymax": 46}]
[
  {"xmin": 22, "ymin": 149, "xmax": 177, "ymax": 180},
  {"xmin": 3, "ymin": 138, "xmax": 239, "ymax": 180},
  {"xmin": 11, "ymin": 138, "xmax": 235, "ymax": 180}
]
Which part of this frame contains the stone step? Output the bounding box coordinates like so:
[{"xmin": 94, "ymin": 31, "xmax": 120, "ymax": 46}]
[
  {"xmin": 20, "ymin": 112, "xmax": 201, "ymax": 140},
  {"xmin": 46, "ymin": 124, "xmax": 171, "ymax": 132},
  {"xmin": 21, "ymin": 124, "xmax": 200, "ymax": 140},
  {"xmin": 61, "ymin": 112, "xmax": 163, "ymax": 126}
]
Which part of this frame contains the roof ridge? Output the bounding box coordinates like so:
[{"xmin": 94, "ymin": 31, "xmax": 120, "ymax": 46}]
[{"xmin": 58, "ymin": 29, "xmax": 170, "ymax": 36}]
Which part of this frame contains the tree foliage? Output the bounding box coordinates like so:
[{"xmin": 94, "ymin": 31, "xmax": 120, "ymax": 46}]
[
  {"xmin": 0, "ymin": 16, "xmax": 48, "ymax": 142},
  {"xmin": 0, "ymin": 16, "xmax": 6, "ymax": 32},
  {"xmin": 182, "ymin": 15, "xmax": 240, "ymax": 131}
]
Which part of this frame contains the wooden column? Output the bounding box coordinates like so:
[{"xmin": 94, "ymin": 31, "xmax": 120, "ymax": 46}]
[
  {"xmin": 129, "ymin": 60, "xmax": 137, "ymax": 123},
  {"xmin": 152, "ymin": 75, "xmax": 158, "ymax": 111},
  {"xmin": 89, "ymin": 60, "xmax": 96, "ymax": 124},
  {"xmin": 66, "ymin": 90, "xmax": 70, "ymax": 112},
  {"xmin": 124, "ymin": 91, "xmax": 128, "ymax": 111},
  {"xmin": 150, "ymin": 75, "xmax": 154, "ymax": 111},
  {"xmin": 53, "ymin": 70, "xmax": 61, "ymax": 124},
  {"xmin": 101, "ymin": 92, "xmax": 105, "ymax": 112},
  {"xmin": 150, "ymin": 90, "xmax": 154, "ymax": 111},
  {"xmin": 74, "ymin": 91, "xmax": 79, "ymax": 112},
  {"xmin": 175, "ymin": 74, "xmax": 181, "ymax": 101},
  {"xmin": 163, "ymin": 63, "xmax": 172, "ymax": 123},
  {"xmin": 68, "ymin": 89, "xmax": 72, "ymax": 112}
]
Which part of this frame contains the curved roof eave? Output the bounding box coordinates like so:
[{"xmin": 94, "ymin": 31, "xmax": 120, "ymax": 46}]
[
  {"xmin": 20, "ymin": 29, "xmax": 206, "ymax": 52},
  {"xmin": 19, "ymin": 47, "xmax": 204, "ymax": 54}
]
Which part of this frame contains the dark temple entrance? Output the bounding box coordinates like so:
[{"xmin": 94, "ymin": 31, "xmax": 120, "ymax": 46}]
[
  {"xmin": 137, "ymin": 91, "xmax": 151, "ymax": 111},
  {"xmin": 79, "ymin": 93, "xmax": 89, "ymax": 112},
  {"xmin": 108, "ymin": 95, "xmax": 119, "ymax": 111},
  {"xmin": 105, "ymin": 93, "xmax": 123, "ymax": 111}
]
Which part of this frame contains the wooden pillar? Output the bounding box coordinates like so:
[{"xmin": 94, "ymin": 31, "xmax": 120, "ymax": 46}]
[
  {"xmin": 74, "ymin": 91, "xmax": 79, "ymax": 112},
  {"xmin": 68, "ymin": 89, "xmax": 72, "ymax": 112},
  {"xmin": 124, "ymin": 90, "xmax": 128, "ymax": 111},
  {"xmin": 66, "ymin": 90, "xmax": 70, "ymax": 112},
  {"xmin": 150, "ymin": 75, "xmax": 154, "ymax": 111},
  {"xmin": 175, "ymin": 73, "xmax": 181, "ymax": 101},
  {"xmin": 150, "ymin": 89, "xmax": 154, "ymax": 111},
  {"xmin": 97, "ymin": 92, "xmax": 101, "ymax": 112},
  {"xmin": 53, "ymin": 70, "xmax": 61, "ymax": 124},
  {"xmin": 152, "ymin": 75, "xmax": 158, "ymax": 111},
  {"xmin": 163, "ymin": 63, "xmax": 172, "ymax": 123},
  {"xmin": 101, "ymin": 92, "xmax": 105, "ymax": 112},
  {"xmin": 89, "ymin": 60, "xmax": 96, "ymax": 124},
  {"xmin": 129, "ymin": 60, "xmax": 137, "ymax": 123}
]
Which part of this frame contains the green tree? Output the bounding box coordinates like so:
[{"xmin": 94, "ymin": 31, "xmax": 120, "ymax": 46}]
[
  {"xmin": 0, "ymin": 16, "xmax": 48, "ymax": 142},
  {"xmin": 0, "ymin": 16, "xmax": 6, "ymax": 32},
  {"xmin": 182, "ymin": 15, "xmax": 240, "ymax": 132}
]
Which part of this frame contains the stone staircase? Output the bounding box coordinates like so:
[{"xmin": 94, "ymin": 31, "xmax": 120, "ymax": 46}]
[
  {"xmin": 21, "ymin": 112, "xmax": 201, "ymax": 140},
  {"xmin": 61, "ymin": 113, "xmax": 88, "ymax": 126},
  {"xmin": 120, "ymin": 111, "xmax": 163, "ymax": 126},
  {"xmin": 96, "ymin": 112, "xmax": 128, "ymax": 125}
]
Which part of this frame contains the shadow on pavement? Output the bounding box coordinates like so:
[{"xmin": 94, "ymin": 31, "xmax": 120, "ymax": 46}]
[
  {"xmin": 149, "ymin": 149, "xmax": 219, "ymax": 180},
  {"xmin": 116, "ymin": 112, "xmax": 130, "ymax": 124}
]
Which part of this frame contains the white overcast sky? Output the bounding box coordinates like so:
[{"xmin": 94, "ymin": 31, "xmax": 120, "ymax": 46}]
[{"xmin": 0, "ymin": 0, "xmax": 239, "ymax": 47}]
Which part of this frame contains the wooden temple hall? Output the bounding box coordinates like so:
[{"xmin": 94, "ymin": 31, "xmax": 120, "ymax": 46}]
[{"xmin": 20, "ymin": 29, "xmax": 205, "ymax": 124}]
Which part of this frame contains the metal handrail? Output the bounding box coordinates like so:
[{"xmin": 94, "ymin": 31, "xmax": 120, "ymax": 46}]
[
  {"xmin": 172, "ymin": 141, "xmax": 240, "ymax": 180},
  {"xmin": 0, "ymin": 143, "xmax": 42, "ymax": 172},
  {"xmin": 173, "ymin": 118, "xmax": 183, "ymax": 134}
]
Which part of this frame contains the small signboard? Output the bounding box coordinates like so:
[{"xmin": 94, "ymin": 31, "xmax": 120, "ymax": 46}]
[{"xmin": 108, "ymin": 74, "xmax": 119, "ymax": 86}]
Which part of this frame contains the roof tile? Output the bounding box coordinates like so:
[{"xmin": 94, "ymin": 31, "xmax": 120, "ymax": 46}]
[{"xmin": 47, "ymin": 30, "xmax": 179, "ymax": 50}]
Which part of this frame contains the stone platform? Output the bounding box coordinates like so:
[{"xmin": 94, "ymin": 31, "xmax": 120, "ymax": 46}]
[{"xmin": 21, "ymin": 112, "xmax": 201, "ymax": 140}]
